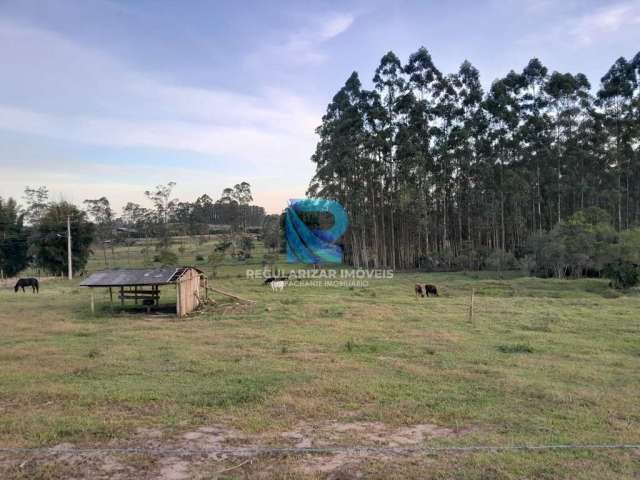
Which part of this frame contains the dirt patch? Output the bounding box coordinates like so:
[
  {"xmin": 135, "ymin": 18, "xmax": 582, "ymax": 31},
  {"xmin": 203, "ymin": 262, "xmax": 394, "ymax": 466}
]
[
  {"xmin": 158, "ymin": 457, "xmax": 190, "ymax": 480},
  {"xmin": 0, "ymin": 420, "xmax": 464, "ymax": 479},
  {"xmin": 281, "ymin": 421, "xmax": 458, "ymax": 475}
]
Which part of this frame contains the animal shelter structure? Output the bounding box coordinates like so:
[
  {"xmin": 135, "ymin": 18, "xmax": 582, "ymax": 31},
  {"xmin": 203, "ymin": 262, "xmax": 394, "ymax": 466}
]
[{"xmin": 80, "ymin": 267, "xmax": 208, "ymax": 317}]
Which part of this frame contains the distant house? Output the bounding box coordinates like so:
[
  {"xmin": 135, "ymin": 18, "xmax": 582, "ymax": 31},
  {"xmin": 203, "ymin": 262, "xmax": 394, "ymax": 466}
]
[{"xmin": 80, "ymin": 267, "xmax": 208, "ymax": 317}]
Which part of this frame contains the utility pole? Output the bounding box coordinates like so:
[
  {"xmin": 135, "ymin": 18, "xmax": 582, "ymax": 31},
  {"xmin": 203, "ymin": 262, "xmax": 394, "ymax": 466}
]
[{"xmin": 67, "ymin": 215, "xmax": 73, "ymax": 280}]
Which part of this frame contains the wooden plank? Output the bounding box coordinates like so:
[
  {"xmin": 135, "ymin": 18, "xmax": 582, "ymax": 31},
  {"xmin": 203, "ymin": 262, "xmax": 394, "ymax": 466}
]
[
  {"xmin": 118, "ymin": 295, "xmax": 160, "ymax": 300},
  {"xmin": 208, "ymin": 286, "xmax": 255, "ymax": 304},
  {"xmin": 118, "ymin": 290, "xmax": 160, "ymax": 295},
  {"xmin": 176, "ymin": 281, "xmax": 182, "ymax": 317}
]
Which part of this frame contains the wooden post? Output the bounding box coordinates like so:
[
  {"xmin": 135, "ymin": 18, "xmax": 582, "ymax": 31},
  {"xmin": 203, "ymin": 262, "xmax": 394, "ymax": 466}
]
[
  {"xmin": 134, "ymin": 286, "xmax": 138, "ymax": 305},
  {"xmin": 120, "ymin": 286, "xmax": 124, "ymax": 306},
  {"xmin": 469, "ymin": 288, "xmax": 475, "ymax": 324},
  {"xmin": 109, "ymin": 287, "xmax": 113, "ymax": 304},
  {"xmin": 90, "ymin": 290, "xmax": 95, "ymax": 314},
  {"xmin": 176, "ymin": 282, "xmax": 182, "ymax": 318},
  {"xmin": 67, "ymin": 215, "xmax": 73, "ymax": 280}
]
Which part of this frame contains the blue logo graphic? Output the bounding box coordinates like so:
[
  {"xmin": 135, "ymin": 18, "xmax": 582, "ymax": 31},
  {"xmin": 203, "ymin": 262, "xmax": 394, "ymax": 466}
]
[{"xmin": 285, "ymin": 199, "xmax": 348, "ymax": 264}]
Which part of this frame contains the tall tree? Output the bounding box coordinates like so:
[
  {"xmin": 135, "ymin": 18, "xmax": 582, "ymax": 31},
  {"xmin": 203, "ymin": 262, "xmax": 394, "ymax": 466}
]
[
  {"xmin": 597, "ymin": 57, "xmax": 637, "ymax": 229},
  {"xmin": 308, "ymin": 48, "xmax": 640, "ymax": 270},
  {"xmin": 0, "ymin": 197, "xmax": 29, "ymax": 277},
  {"xmin": 23, "ymin": 185, "xmax": 49, "ymax": 225},
  {"xmin": 30, "ymin": 202, "xmax": 94, "ymax": 275}
]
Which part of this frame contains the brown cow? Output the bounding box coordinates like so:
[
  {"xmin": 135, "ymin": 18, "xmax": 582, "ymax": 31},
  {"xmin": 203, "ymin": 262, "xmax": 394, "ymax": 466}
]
[{"xmin": 415, "ymin": 283, "xmax": 439, "ymax": 298}]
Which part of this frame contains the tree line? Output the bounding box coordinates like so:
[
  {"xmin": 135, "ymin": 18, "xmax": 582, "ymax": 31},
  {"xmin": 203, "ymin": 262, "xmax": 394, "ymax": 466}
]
[
  {"xmin": 0, "ymin": 181, "xmax": 273, "ymax": 277},
  {"xmin": 309, "ymin": 48, "xmax": 640, "ymax": 271}
]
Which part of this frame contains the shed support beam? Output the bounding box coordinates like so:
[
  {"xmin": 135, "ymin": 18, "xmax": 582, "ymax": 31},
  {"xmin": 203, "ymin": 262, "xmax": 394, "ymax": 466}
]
[{"xmin": 176, "ymin": 282, "xmax": 182, "ymax": 318}]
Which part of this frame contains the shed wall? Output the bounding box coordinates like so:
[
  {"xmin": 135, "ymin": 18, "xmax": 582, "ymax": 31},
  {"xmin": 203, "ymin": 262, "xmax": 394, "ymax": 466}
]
[{"xmin": 177, "ymin": 269, "xmax": 201, "ymax": 317}]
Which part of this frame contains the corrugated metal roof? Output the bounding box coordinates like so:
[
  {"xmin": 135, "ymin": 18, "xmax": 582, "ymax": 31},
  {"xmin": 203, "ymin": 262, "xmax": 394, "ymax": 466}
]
[{"xmin": 80, "ymin": 267, "xmax": 180, "ymax": 287}]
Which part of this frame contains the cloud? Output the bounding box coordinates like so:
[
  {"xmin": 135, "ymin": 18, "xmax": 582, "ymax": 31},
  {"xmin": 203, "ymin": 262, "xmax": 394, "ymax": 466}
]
[
  {"xmin": 570, "ymin": 1, "xmax": 640, "ymax": 45},
  {"xmin": 0, "ymin": 20, "xmax": 322, "ymax": 212},
  {"xmin": 318, "ymin": 13, "xmax": 355, "ymax": 41},
  {"xmin": 247, "ymin": 12, "xmax": 355, "ymax": 67},
  {"xmin": 519, "ymin": 0, "xmax": 640, "ymax": 49}
]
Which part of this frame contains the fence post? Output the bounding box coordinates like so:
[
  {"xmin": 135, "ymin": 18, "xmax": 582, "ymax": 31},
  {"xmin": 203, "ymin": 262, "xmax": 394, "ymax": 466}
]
[{"xmin": 469, "ymin": 288, "xmax": 475, "ymax": 324}]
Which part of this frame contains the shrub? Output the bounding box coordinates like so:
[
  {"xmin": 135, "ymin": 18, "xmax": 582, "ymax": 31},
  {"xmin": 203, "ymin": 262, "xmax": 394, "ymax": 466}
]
[
  {"xmin": 208, "ymin": 251, "xmax": 225, "ymax": 277},
  {"xmin": 215, "ymin": 240, "xmax": 233, "ymax": 253},
  {"xmin": 155, "ymin": 250, "xmax": 179, "ymax": 265},
  {"xmin": 603, "ymin": 261, "xmax": 640, "ymax": 289},
  {"xmin": 485, "ymin": 249, "xmax": 519, "ymax": 271},
  {"xmin": 497, "ymin": 343, "xmax": 534, "ymax": 354}
]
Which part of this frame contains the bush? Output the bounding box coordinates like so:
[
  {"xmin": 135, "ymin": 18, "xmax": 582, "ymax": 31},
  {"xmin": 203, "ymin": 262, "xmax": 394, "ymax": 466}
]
[
  {"xmin": 485, "ymin": 249, "xmax": 519, "ymax": 271},
  {"xmin": 215, "ymin": 240, "xmax": 233, "ymax": 253},
  {"xmin": 154, "ymin": 250, "xmax": 179, "ymax": 265},
  {"xmin": 208, "ymin": 251, "xmax": 225, "ymax": 277},
  {"xmin": 603, "ymin": 261, "xmax": 640, "ymax": 289},
  {"xmin": 497, "ymin": 343, "xmax": 534, "ymax": 354}
]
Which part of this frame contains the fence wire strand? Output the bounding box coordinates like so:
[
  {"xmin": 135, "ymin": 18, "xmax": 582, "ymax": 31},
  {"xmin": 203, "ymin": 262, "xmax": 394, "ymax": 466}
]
[{"xmin": 1, "ymin": 443, "xmax": 639, "ymax": 457}]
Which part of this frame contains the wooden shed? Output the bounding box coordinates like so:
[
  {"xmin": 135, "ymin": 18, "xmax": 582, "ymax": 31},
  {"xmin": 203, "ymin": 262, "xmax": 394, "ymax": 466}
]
[{"xmin": 80, "ymin": 267, "xmax": 208, "ymax": 317}]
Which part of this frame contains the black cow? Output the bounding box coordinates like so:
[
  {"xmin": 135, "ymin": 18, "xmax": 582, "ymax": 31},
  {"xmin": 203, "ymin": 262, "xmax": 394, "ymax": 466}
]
[
  {"xmin": 423, "ymin": 284, "xmax": 439, "ymax": 297},
  {"xmin": 264, "ymin": 276, "xmax": 289, "ymax": 285}
]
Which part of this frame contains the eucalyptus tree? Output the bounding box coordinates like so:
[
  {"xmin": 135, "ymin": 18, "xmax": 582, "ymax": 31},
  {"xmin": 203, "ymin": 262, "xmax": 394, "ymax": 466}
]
[
  {"xmin": 373, "ymin": 51, "xmax": 406, "ymax": 268},
  {"xmin": 403, "ymin": 47, "xmax": 442, "ymax": 253},
  {"xmin": 84, "ymin": 197, "xmax": 113, "ymax": 242},
  {"xmin": 144, "ymin": 182, "xmax": 178, "ymax": 247},
  {"xmin": 544, "ymin": 72, "xmax": 591, "ymax": 225},
  {"xmin": 451, "ymin": 60, "xmax": 485, "ymax": 251},
  {"xmin": 484, "ymin": 71, "xmax": 523, "ymax": 250},
  {"xmin": 519, "ymin": 58, "xmax": 550, "ymax": 232},
  {"xmin": 310, "ymin": 72, "xmax": 368, "ymax": 266},
  {"xmin": 308, "ymin": 47, "xmax": 640, "ymax": 271},
  {"xmin": 597, "ymin": 57, "xmax": 638, "ymax": 229},
  {"xmin": 360, "ymin": 86, "xmax": 387, "ymax": 266},
  {"xmin": 431, "ymin": 73, "xmax": 461, "ymax": 252},
  {"xmin": 23, "ymin": 185, "xmax": 49, "ymax": 225}
]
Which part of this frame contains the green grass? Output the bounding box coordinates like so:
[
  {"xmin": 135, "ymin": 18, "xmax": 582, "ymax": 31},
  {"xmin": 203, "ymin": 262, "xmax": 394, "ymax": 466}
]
[{"xmin": 1, "ymin": 265, "xmax": 639, "ymax": 478}]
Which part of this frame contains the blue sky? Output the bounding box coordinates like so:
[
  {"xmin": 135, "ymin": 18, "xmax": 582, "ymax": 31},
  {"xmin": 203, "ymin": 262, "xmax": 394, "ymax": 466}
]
[{"xmin": 0, "ymin": 0, "xmax": 639, "ymax": 214}]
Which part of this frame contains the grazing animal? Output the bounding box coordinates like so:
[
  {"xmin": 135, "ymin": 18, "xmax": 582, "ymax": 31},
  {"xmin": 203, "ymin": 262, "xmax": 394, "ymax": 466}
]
[
  {"xmin": 415, "ymin": 283, "xmax": 438, "ymax": 298},
  {"xmin": 14, "ymin": 278, "xmax": 39, "ymax": 294},
  {"xmin": 264, "ymin": 276, "xmax": 288, "ymax": 285},
  {"xmin": 270, "ymin": 280, "xmax": 286, "ymax": 292},
  {"xmin": 423, "ymin": 284, "xmax": 438, "ymax": 297}
]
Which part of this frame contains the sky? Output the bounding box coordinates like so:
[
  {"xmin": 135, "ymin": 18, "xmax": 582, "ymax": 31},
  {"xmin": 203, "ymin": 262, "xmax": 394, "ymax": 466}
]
[{"xmin": 0, "ymin": 0, "xmax": 639, "ymax": 214}]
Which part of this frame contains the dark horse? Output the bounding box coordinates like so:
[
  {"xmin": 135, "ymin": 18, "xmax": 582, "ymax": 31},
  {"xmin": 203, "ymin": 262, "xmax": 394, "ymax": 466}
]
[{"xmin": 14, "ymin": 278, "xmax": 39, "ymax": 294}]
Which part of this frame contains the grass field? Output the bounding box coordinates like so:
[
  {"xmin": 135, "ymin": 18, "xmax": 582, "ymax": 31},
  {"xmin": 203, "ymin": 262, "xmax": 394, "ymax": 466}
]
[
  {"xmin": 83, "ymin": 235, "xmax": 271, "ymax": 272},
  {"xmin": 1, "ymin": 263, "xmax": 639, "ymax": 478}
]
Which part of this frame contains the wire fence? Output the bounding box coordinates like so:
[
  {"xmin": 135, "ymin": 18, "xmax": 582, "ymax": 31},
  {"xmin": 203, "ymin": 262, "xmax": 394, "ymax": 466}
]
[{"xmin": 1, "ymin": 443, "xmax": 639, "ymax": 457}]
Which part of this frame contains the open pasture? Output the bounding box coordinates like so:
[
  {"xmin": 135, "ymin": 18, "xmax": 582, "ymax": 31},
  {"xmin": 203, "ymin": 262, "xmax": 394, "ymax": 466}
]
[{"xmin": 0, "ymin": 270, "xmax": 639, "ymax": 478}]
